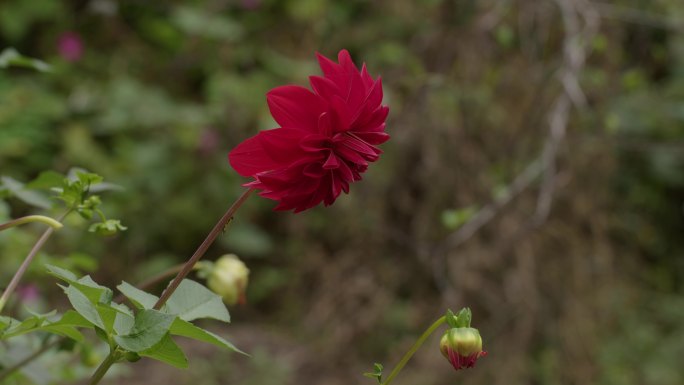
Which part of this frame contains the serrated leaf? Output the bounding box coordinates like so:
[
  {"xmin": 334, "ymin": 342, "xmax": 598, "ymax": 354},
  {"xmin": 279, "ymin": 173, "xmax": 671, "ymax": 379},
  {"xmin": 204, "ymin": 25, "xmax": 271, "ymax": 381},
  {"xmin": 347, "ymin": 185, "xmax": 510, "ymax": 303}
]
[
  {"xmin": 163, "ymin": 279, "xmax": 230, "ymax": 322},
  {"xmin": 113, "ymin": 310, "xmax": 176, "ymax": 352},
  {"xmin": 139, "ymin": 334, "xmax": 188, "ymax": 368},
  {"xmin": 169, "ymin": 318, "xmax": 245, "ymax": 354},
  {"xmin": 117, "ymin": 281, "xmax": 159, "ymax": 309}
]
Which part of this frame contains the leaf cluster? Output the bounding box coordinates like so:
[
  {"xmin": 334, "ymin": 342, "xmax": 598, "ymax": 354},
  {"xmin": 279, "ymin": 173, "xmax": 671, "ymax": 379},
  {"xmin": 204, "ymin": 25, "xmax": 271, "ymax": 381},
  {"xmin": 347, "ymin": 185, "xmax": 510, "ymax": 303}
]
[{"xmin": 1, "ymin": 265, "xmax": 245, "ymax": 369}]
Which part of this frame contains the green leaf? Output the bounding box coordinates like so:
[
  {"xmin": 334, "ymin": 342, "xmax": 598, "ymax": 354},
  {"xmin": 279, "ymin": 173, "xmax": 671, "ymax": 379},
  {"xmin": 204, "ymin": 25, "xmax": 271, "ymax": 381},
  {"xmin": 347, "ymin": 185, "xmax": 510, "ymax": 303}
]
[
  {"xmin": 88, "ymin": 219, "xmax": 127, "ymax": 236},
  {"xmin": 0, "ymin": 311, "xmax": 88, "ymax": 342},
  {"xmin": 0, "ymin": 176, "xmax": 52, "ymax": 209},
  {"xmin": 47, "ymin": 264, "xmax": 113, "ymax": 304},
  {"xmin": 363, "ymin": 362, "xmax": 384, "ymax": 383},
  {"xmin": 50, "ymin": 310, "xmax": 94, "ymax": 329},
  {"xmin": 169, "ymin": 318, "xmax": 245, "ymax": 354},
  {"xmin": 163, "ymin": 279, "xmax": 230, "ymax": 322},
  {"xmin": 0, "ymin": 47, "xmax": 51, "ymax": 72},
  {"xmin": 26, "ymin": 171, "xmax": 65, "ymax": 190},
  {"xmin": 63, "ymin": 285, "xmax": 105, "ymax": 330},
  {"xmin": 113, "ymin": 309, "xmax": 135, "ymax": 335},
  {"xmin": 45, "ymin": 264, "xmax": 79, "ymax": 282},
  {"xmin": 113, "ymin": 310, "xmax": 176, "ymax": 352},
  {"xmin": 39, "ymin": 325, "xmax": 85, "ymax": 342},
  {"xmin": 139, "ymin": 334, "xmax": 188, "ymax": 368},
  {"xmin": 117, "ymin": 281, "xmax": 159, "ymax": 309}
]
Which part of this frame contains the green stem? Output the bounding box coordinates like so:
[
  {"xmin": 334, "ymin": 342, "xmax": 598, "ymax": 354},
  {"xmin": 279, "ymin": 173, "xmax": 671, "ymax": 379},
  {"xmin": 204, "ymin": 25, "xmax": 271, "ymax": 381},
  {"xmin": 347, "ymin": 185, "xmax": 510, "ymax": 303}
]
[
  {"xmin": 88, "ymin": 348, "xmax": 122, "ymax": 385},
  {"xmin": 0, "ymin": 215, "xmax": 63, "ymax": 232},
  {"xmin": 381, "ymin": 316, "xmax": 447, "ymax": 385},
  {"xmin": 0, "ymin": 212, "xmax": 69, "ymax": 314}
]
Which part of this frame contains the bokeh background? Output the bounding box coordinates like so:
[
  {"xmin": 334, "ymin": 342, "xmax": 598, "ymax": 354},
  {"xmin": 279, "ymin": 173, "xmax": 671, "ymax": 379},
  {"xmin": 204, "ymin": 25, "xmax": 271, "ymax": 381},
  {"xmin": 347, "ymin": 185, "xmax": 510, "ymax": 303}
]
[{"xmin": 2, "ymin": 0, "xmax": 684, "ymax": 384}]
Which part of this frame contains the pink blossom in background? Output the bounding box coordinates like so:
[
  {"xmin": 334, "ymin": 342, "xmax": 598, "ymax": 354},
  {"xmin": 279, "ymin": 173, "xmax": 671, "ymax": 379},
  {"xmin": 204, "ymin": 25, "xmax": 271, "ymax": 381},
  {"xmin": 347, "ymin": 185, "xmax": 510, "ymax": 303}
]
[
  {"xmin": 198, "ymin": 128, "xmax": 221, "ymax": 156},
  {"xmin": 241, "ymin": 0, "xmax": 261, "ymax": 10},
  {"xmin": 229, "ymin": 50, "xmax": 389, "ymax": 213},
  {"xmin": 58, "ymin": 32, "xmax": 84, "ymax": 62},
  {"xmin": 16, "ymin": 285, "xmax": 40, "ymax": 303}
]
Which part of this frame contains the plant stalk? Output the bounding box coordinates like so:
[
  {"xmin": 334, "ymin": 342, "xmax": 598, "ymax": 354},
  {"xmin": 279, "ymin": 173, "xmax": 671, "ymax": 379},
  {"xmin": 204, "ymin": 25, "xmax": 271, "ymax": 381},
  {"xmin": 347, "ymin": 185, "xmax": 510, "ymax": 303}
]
[
  {"xmin": 381, "ymin": 316, "xmax": 447, "ymax": 385},
  {"xmin": 153, "ymin": 188, "xmax": 254, "ymax": 309},
  {"xmin": 0, "ymin": 212, "xmax": 68, "ymax": 314},
  {"xmin": 88, "ymin": 348, "xmax": 121, "ymax": 385},
  {"xmin": 0, "ymin": 215, "xmax": 63, "ymax": 232}
]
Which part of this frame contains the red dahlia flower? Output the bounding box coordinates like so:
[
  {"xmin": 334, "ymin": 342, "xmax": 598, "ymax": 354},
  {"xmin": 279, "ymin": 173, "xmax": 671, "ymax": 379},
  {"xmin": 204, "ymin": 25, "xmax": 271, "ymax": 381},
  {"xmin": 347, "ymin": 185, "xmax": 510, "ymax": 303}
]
[{"xmin": 228, "ymin": 50, "xmax": 389, "ymax": 212}]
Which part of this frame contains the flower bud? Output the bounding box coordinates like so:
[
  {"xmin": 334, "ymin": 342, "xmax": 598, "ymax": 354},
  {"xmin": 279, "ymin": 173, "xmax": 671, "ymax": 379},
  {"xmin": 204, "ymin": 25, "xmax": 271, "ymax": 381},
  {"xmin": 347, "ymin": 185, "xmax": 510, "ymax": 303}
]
[
  {"xmin": 206, "ymin": 254, "xmax": 249, "ymax": 305},
  {"xmin": 439, "ymin": 327, "xmax": 487, "ymax": 370}
]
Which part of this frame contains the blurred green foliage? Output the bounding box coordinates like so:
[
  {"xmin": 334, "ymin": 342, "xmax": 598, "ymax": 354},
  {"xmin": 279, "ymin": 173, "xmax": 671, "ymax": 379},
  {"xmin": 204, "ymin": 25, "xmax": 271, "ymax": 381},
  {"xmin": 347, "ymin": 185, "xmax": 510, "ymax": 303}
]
[{"xmin": 2, "ymin": 0, "xmax": 684, "ymax": 384}]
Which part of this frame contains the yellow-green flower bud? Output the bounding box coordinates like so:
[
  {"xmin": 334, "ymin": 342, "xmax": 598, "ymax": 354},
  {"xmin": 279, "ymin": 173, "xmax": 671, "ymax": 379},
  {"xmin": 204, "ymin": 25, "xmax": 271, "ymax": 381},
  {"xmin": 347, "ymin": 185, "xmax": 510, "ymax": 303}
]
[
  {"xmin": 206, "ymin": 254, "xmax": 249, "ymax": 305},
  {"xmin": 439, "ymin": 327, "xmax": 486, "ymax": 370}
]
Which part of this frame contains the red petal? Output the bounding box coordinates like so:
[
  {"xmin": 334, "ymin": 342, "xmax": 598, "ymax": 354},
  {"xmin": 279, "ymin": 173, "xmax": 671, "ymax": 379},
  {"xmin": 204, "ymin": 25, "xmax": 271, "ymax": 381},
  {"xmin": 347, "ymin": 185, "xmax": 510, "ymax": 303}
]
[
  {"xmin": 310, "ymin": 76, "xmax": 341, "ymax": 101},
  {"xmin": 354, "ymin": 106, "xmax": 389, "ymax": 131},
  {"xmin": 229, "ymin": 133, "xmax": 281, "ymax": 177},
  {"xmin": 258, "ymin": 128, "xmax": 310, "ymax": 165},
  {"xmin": 316, "ymin": 52, "xmax": 342, "ymax": 79},
  {"xmin": 355, "ymin": 130, "xmax": 390, "ymax": 145},
  {"xmin": 267, "ymin": 86, "xmax": 326, "ymax": 132},
  {"xmin": 360, "ymin": 64, "xmax": 374, "ymax": 87}
]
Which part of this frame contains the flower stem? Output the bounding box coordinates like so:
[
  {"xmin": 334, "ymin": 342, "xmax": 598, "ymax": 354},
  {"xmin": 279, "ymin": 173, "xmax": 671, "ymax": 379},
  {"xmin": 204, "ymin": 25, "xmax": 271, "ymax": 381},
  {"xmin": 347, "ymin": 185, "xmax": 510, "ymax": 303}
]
[
  {"xmin": 88, "ymin": 348, "xmax": 122, "ymax": 385},
  {"xmin": 0, "ymin": 215, "xmax": 63, "ymax": 232},
  {"xmin": 153, "ymin": 187, "xmax": 254, "ymax": 309},
  {"xmin": 381, "ymin": 316, "xmax": 447, "ymax": 385},
  {"xmin": 0, "ymin": 212, "xmax": 68, "ymax": 314},
  {"xmin": 113, "ymin": 263, "xmax": 185, "ymax": 304}
]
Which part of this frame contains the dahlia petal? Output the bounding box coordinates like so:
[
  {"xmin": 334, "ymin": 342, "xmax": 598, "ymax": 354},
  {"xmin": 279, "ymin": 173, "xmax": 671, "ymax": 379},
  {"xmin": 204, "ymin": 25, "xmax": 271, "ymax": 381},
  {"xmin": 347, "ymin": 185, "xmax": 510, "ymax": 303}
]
[
  {"xmin": 345, "ymin": 66, "xmax": 367, "ymax": 109},
  {"xmin": 303, "ymin": 162, "xmax": 326, "ymax": 177},
  {"xmin": 337, "ymin": 49, "xmax": 357, "ymax": 72},
  {"xmin": 322, "ymin": 152, "xmax": 340, "ymax": 169},
  {"xmin": 229, "ymin": 134, "xmax": 281, "ymax": 177},
  {"xmin": 337, "ymin": 158, "xmax": 354, "ymax": 182},
  {"xmin": 330, "ymin": 172, "xmax": 343, "ymax": 200},
  {"xmin": 360, "ymin": 64, "xmax": 374, "ymax": 87},
  {"xmin": 316, "ymin": 52, "xmax": 342, "ymax": 79},
  {"xmin": 350, "ymin": 79, "xmax": 384, "ymax": 127},
  {"xmin": 258, "ymin": 128, "xmax": 310, "ymax": 164},
  {"xmin": 299, "ymin": 133, "xmax": 330, "ymax": 152},
  {"xmin": 354, "ymin": 106, "xmax": 389, "ymax": 131},
  {"xmin": 335, "ymin": 144, "xmax": 369, "ymax": 166},
  {"xmin": 267, "ymin": 86, "xmax": 326, "ymax": 131},
  {"xmin": 318, "ymin": 112, "xmax": 333, "ymax": 137},
  {"xmin": 310, "ymin": 76, "xmax": 341, "ymax": 101},
  {"xmin": 341, "ymin": 134, "xmax": 381, "ymax": 159},
  {"xmin": 354, "ymin": 131, "xmax": 390, "ymax": 145},
  {"xmin": 330, "ymin": 95, "xmax": 352, "ymax": 132}
]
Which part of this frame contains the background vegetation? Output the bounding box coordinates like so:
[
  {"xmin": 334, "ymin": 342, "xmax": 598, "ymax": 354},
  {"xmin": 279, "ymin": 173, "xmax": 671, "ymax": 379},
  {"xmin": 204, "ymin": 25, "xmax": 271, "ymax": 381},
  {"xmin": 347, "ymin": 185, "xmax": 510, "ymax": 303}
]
[{"xmin": 2, "ymin": 0, "xmax": 684, "ymax": 384}]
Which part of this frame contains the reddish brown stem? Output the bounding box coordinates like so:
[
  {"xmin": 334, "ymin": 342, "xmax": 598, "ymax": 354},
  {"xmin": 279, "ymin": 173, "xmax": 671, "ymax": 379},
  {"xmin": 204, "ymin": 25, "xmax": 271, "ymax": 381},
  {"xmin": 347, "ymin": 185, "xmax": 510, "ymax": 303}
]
[{"xmin": 153, "ymin": 188, "xmax": 254, "ymax": 310}]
